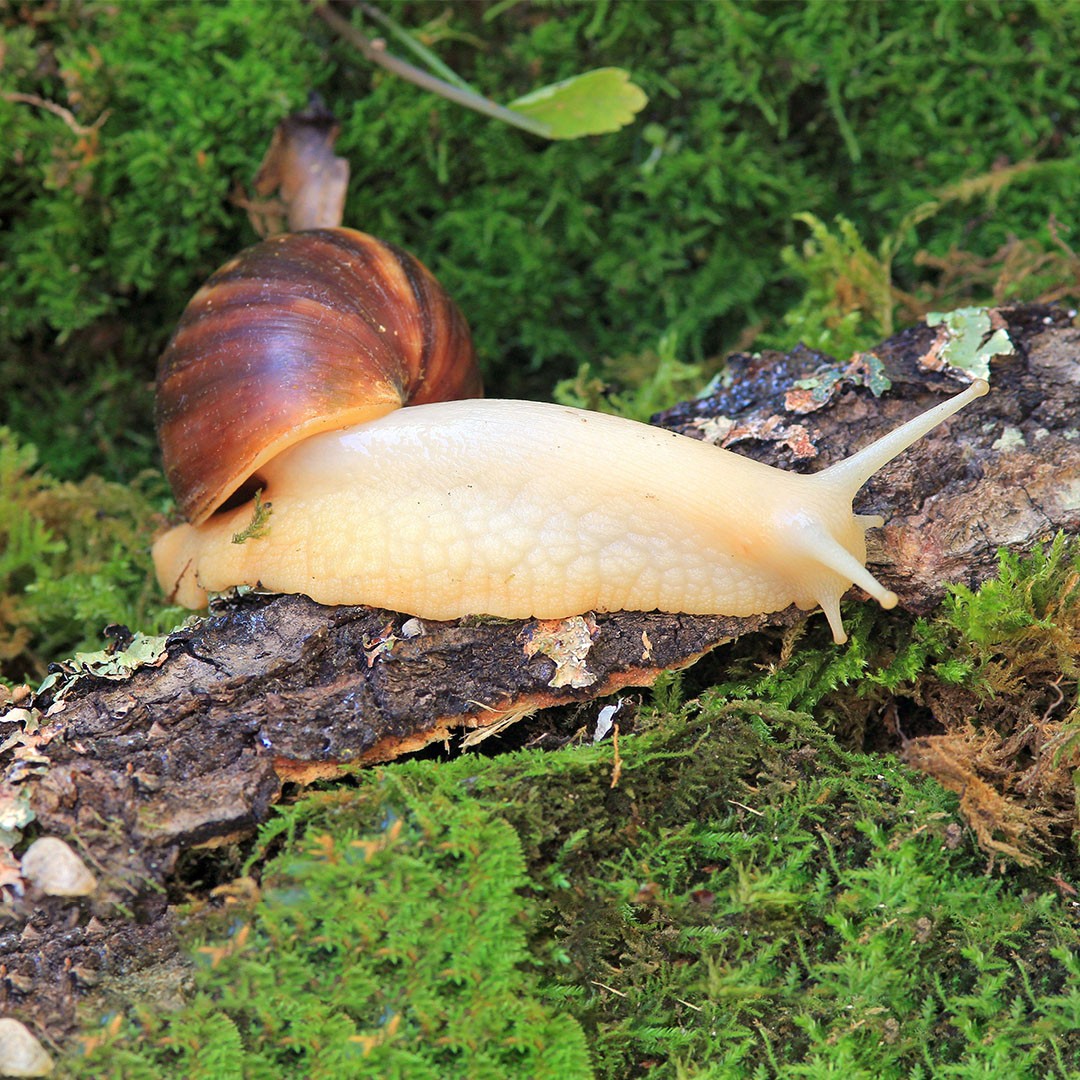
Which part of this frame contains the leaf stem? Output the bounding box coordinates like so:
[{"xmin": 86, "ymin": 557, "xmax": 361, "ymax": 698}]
[
  {"xmin": 355, "ymin": 1, "xmax": 473, "ymax": 93},
  {"xmin": 312, "ymin": 3, "xmax": 553, "ymax": 139}
]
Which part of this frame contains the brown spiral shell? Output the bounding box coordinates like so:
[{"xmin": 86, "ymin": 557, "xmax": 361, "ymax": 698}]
[{"xmin": 155, "ymin": 227, "xmax": 482, "ymax": 524}]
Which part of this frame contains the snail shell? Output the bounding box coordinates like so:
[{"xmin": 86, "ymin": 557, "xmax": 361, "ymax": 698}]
[{"xmin": 155, "ymin": 227, "xmax": 481, "ymax": 525}]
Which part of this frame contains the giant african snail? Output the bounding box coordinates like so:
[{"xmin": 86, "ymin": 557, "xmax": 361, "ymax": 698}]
[{"xmin": 153, "ymin": 227, "xmax": 988, "ymax": 644}]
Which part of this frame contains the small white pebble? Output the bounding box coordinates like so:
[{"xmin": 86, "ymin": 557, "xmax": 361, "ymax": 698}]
[
  {"xmin": 399, "ymin": 618, "xmax": 425, "ymax": 639},
  {"xmin": 20, "ymin": 837, "xmax": 97, "ymax": 898},
  {"xmin": 0, "ymin": 1018, "xmax": 53, "ymax": 1077}
]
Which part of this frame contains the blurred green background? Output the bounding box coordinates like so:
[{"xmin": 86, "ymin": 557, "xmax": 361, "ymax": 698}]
[{"xmin": 3, "ymin": 0, "xmax": 1077, "ymax": 473}]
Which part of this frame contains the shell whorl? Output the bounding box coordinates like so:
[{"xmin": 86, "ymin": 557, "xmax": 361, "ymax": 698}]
[{"xmin": 155, "ymin": 227, "xmax": 481, "ymax": 524}]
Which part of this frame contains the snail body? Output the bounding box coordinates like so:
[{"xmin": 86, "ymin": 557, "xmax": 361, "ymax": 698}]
[{"xmin": 154, "ymin": 284, "xmax": 988, "ymax": 641}]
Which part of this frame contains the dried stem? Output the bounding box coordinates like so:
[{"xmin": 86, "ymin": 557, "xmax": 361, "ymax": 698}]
[{"xmin": 2, "ymin": 92, "xmax": 110, "ymax": 138}]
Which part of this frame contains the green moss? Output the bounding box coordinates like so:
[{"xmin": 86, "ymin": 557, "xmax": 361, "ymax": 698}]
[
  {"xmin": 1, "ymin": 356, "xmax": 158, "ymax": 484},
  {"xmin": 0, "ymin": 427, "xmax": 181, "ymax": 684},
  {"xmin": 70, "ymin": 700, "xmax": 1079, "ymax": 1077},
  {"xmin": 940, "ymin": 535, "xmax": 1080, "ymax": 683},
  {"xmin": 552, "ymin": 332, "xmax": 707, "ymax": 422},
  {"xmin": 229, "ymin": 490, "xmax": 272, "ymax": 545},
  {"xmin": 72, "ymin": 787, "xmax": 593, "ymax": 1078}
]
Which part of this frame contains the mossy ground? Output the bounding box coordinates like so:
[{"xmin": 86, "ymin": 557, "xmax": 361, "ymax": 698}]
[
  {"xmin": 4, "ymin": 0, "xmax": 1079, "ymax": 444},
  {"xmin": 0, "ymin": 428, "xmax": 182, "ymax": 681},
  {"xmin": 2, "ymin": 1, "xmax": 1079, "ymax": 1075},
  {"xmin": 68, "ymin": 688, "xmax": 1079, "ymax": 1077}
]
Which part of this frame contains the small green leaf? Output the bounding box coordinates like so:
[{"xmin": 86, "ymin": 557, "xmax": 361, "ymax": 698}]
[{"xmin": 508, "ymin": 67, "xmax": 647, "ymax": 139}]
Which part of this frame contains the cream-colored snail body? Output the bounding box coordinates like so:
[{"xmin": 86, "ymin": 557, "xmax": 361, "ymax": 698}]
[{"xmin": 153, "ymin": 229, "xmax": 988, "ymax": 644}]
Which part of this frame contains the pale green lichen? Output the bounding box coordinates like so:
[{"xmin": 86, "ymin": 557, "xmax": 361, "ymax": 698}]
[
  {"xmin": 34, "ymin": 632, "xmax": 170, "ymax": 704},
  {"xmin": 792, "ymin": 349, "xmax": 893, "ymax": 404},
  {"xmin": 925, "ymin": 306, "xmax": 1015, "ymax": 382}
]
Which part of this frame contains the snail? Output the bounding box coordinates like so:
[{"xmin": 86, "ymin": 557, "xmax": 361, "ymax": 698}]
[{"xmin": 153, "ymin": 228, "xmax": 989, "ymax": 644}]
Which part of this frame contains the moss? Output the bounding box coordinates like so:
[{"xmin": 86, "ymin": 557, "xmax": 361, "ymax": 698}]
[
  {"xmin": 552, "ymin": 332, "xmax": 707, "ymax": 422},
  {"xmin": 1, "ymin": 356, "xmax": 158, "ymax": 485},
  {"xmin": 71, "ymin": 785, "xmax": 594, "ymax": 1078},
  {"xmin": 0, "ymin": 427, "xmax": 181, "ymax": 684},
  {"xmin": 4, "ymin": 1, "xmax": 1080, "ymax": 477},
  {"xmin": 229, "ymin": 490, "xmax": 272, "ymax": 545},
  {"xmin": 69, "ymin": 699, "xmax": 1080, "ymax": 1077}
]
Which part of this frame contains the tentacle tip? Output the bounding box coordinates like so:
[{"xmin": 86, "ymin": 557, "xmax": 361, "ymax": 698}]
[
  {"xmin": 819, "ymin": 597, "xmax": 848, "ymax": 644},
  {"xmin": 879, "ymin": 590, "xmax": 899, "ymax": 610},
  {"xmin": 971, "ymin": 377, "xmax": 990, "ymax": 397}
]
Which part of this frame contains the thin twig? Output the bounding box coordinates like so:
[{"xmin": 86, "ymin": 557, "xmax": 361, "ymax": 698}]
[
  {"xmin": 2, "ymin": 91, "xmax": 110, "ymax": 138},
  {"xmin": 312, "ymin": 2, "xmax": 552, "ymax": 139},
  {"xmin": 610, "ymin": 722, "xmax": 622, "ymax": 789}
]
